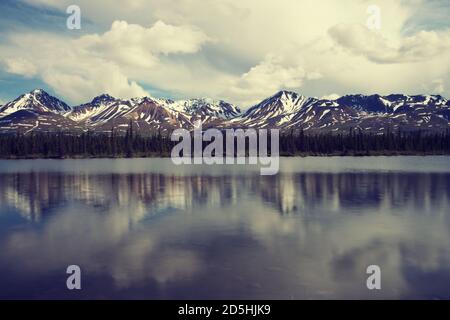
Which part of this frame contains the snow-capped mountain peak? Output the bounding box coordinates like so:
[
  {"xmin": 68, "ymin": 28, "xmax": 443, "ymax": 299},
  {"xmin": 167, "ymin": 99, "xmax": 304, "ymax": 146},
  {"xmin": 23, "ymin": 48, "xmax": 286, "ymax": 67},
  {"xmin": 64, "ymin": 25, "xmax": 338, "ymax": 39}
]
[
  {"xmin": 31, "ymin": 89, "xmax": 44, "ymax": 94},
  {"xmin": 67, "ymin": 94, "xmax": 120, "ymax": 122},
  {"xmin": 0, "ymin": 89, "xmax": 71, "ymax": 117},
  {"xmin": 243, "ymin": 90, "xmax": 314, "ymax": 120},
  {"xmin": 91, "ymin": 94, "xmax": 116, "ymax": 105},
  {"xmin": 336, "ymin": 93, "xmax": 449, "ymax": 114},
  {"xmin": 0, "ymin": 89, "xmax": 448, "ymax": 135},
  {"xmin": 165, "ymin": 98, "xmax": 241, "ymax": 120}
]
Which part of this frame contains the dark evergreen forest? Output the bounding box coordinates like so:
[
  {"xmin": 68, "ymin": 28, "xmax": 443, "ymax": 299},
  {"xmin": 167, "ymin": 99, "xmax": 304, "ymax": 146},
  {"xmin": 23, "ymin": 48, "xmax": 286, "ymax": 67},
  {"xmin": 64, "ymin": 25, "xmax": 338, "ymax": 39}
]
[{"xmin": 0, "ymin": 127, "xmax": 449, "ymax": 158}]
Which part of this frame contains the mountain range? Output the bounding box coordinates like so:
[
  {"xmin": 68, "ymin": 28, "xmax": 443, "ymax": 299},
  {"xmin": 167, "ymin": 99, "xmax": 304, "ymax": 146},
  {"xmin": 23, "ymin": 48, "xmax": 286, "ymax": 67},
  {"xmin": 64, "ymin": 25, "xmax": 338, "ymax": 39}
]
[{"xmin": 0, "ymin": 89, "xmax": 449, "ymax": 135}]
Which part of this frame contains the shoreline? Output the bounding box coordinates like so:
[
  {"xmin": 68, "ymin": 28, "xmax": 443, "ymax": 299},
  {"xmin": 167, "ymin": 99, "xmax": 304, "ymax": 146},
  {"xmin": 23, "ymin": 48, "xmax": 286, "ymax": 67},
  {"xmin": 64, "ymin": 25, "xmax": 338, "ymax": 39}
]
[{"xmin": 1, "ymin": 151, "xmax": 450, "ymax": 160}]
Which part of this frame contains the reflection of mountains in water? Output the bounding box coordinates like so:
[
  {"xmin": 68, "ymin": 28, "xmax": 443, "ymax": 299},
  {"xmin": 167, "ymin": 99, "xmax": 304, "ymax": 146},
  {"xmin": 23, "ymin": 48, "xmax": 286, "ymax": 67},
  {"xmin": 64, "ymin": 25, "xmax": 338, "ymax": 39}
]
[{"xmin": 1, "ymin": 172, "xmax": 449, "ymax": 221}]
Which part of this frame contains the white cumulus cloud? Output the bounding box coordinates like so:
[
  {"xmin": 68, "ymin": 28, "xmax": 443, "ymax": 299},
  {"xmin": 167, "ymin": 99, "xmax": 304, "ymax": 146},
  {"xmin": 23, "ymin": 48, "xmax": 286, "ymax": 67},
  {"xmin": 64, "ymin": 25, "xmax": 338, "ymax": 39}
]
[
  {"xmin": 1, "ymin": 0, "xmax": 449, "ymax": 106},
  {"xmin": 329, "ymin": 23, "xmax": 450, "ymax": 64},
  {"xmin": 81, "ymin": 20, "xmax": 210, "ymax": 69},
  {"xmin": 223, "ymin": 54, "xmax": 322, "ymax": 106},
  {"xmin": 1, "ymin": 20, "xmax": 211, "ymax": 103},
  {"xmin": 4, "ymin": 58, "xmax": 38, "ymax": 78}
]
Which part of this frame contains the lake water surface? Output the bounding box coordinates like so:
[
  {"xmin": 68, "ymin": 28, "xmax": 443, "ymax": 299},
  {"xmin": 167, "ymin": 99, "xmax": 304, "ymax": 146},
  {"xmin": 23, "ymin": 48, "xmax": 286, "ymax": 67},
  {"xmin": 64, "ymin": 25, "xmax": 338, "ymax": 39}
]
[{"xmin": 1, "ymin": 157, "xmax": 450, "ymax": 299}]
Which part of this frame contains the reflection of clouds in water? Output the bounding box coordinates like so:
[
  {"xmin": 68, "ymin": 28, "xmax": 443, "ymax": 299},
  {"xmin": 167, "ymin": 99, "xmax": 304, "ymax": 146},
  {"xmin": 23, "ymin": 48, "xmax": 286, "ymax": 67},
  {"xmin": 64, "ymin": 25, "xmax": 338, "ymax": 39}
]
[
  {"xmin": 232, "ymin": 201, "xmax": 450, "ymax": 298},
  {"xmin": 0, "ymin": 169, "xmax": 450, "ymax": 298},
  {"xmin": 111, "ymin": 245, "xmax": 202, "ymax": 288},
  {"xmin": 2, "ymin": 203, "xmax": 203, "ymax": 288}
]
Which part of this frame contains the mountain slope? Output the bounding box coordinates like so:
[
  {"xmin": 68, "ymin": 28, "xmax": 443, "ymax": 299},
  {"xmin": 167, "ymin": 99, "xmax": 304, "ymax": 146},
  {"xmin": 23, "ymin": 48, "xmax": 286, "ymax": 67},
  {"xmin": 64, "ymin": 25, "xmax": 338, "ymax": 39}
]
[
  {"xmin": 0, "ymin": 89, "xmax": 448, "ymax": 135},
  {"xmin": 166, "ymin": 98, "xmax": 241, "ymax": 122},
  {"xmin": 0, "ymin": 90, "xmax": 81, "ymax": 134},
  {"xmin": 0, "ymin": 89, "xmax": 70, "ymax": 117},
  {"xmin": 92, "ymin": 97, "xmax": 193, "ymax": 134},
  {"xmin": 66, "ymin": 94, "xmax": 117, "ymax": 122},
  {"xmin": 238, "ymin": 91, "xmax": 316, "ymax": 128}
]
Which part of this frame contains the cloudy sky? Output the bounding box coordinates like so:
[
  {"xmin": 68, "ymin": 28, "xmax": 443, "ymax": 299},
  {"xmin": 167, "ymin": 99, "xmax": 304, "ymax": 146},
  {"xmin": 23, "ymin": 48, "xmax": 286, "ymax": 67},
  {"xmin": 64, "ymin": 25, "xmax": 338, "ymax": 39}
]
[{"xmin": 0, "ymin": 0, "xmax": 449, "ymax": 107}]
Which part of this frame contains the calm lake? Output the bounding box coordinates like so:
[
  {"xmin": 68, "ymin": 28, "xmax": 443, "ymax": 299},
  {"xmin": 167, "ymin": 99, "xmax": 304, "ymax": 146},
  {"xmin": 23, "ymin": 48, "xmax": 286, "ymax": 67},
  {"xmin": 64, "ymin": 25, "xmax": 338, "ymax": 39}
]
[{"xmin": 1, "ymin": 157, "xmax": 450, "ymax": 299}]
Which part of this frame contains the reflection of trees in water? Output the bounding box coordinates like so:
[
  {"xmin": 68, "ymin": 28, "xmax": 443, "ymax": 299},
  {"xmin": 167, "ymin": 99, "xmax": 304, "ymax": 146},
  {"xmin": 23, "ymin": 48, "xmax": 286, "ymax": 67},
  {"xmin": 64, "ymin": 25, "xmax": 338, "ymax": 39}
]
[
  {"xmin": 0, "ymin": 171, "xmax": 449, "ymax": 221},
  {"xmin": 1, "ymin": 171, "xmax": 450, "ymax": 299},
  {"xmin": 265, "ymin": 173, "xmax": 450, "ymax": 215}
]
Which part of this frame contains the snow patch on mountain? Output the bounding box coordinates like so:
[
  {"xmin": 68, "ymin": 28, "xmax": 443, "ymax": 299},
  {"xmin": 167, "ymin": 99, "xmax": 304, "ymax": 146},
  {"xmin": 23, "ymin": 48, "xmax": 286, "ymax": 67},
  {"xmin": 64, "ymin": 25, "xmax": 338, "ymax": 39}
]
[
  {"xmin": 0, "ymin": 89, "xmax": 448, "ymax": 134},
  {"xmin": 0, "ymin": 89, "xmax": 71, "ymax": 118}
]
